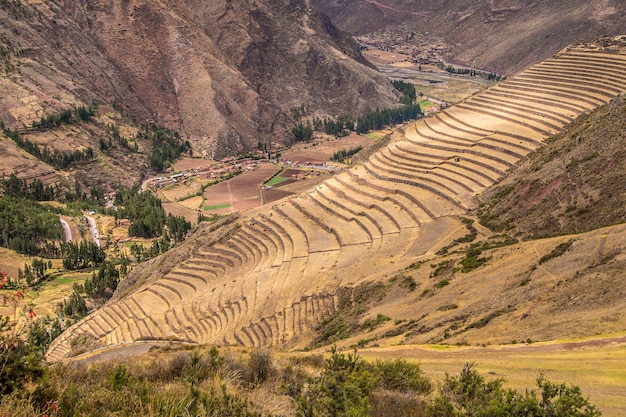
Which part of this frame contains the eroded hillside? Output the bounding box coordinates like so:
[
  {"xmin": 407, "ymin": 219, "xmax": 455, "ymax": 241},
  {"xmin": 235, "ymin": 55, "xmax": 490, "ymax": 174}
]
[
  {"xmin": 313, "ymin": 0, "xmax": 626, "ymax": 74},
  {"xmin": 46, "ymin": 37, "xmax": 626, "ymax": 362},
  {"xmin": 0, "ymin": 0, "xmax": 398, "ymax": 159}
]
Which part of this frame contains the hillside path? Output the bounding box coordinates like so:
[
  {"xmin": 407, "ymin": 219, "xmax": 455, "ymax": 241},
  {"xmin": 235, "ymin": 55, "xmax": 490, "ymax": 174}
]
[
  {"xmin": 85, "ymin": 215, "xmax": 100, "ymax": 247},
  {"xmin": 59, "ymin": 218, "xmax": 72, "ymax": 242}
]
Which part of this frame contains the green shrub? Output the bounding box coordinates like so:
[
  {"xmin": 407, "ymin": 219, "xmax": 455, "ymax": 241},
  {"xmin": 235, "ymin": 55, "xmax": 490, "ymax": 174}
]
[
  {"xmin": 433, "ymin": 363, "xmax": 601, "ymax": 417},
  {"xmin": 362, "ymin": 314, "xmax": 392, "ymax": 331},
  {"xmin": 296, "ymin": 347, "xmax": 378, "ymax": 417},
  {"xmin": 373, "ymin": 359, "xmax": 432, "ymax": 394},
  {"xmin": 435, "ymin": 279, "xmax": 450, "ymax": 289},
  {"xmin": 245, "ymin": 349, "xmax": 274, "ymax": 386},
  {"xmin": 539, "ymin": 240, "xmax": 574, "ymax": 264},
  {"xmin": 108, "ymin": 365, "xmax": 129, "ymax": 391}
]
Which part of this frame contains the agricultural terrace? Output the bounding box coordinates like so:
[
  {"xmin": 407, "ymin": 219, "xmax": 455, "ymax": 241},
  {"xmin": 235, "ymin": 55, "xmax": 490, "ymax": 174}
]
[{"xmin": 47, "ymin": 40, "xmax": 626, "ymax": 412}]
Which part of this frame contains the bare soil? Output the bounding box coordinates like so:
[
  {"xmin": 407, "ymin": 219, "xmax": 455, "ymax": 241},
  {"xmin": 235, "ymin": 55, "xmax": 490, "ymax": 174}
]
[
  {"xmin": 172, "ymin": 157, "xmax": 214, "ymax": 172},
  {"xmin": 263, "ymin": 188, "xmax": 295, "ymax": 205},
  {"xmin": 281, "ymin": 134, "xmax": 374, "ymax": 163},
  {"xmin": 203, "ymin": 163, "xmax": 280, "ymax": 214},
  {"xmin": 276, "ymin": 175, "xmax": 330, "ymax": 194},
  {"xmin": 162, "ymin": 202, "xmax": 199, "ymax": 224}
]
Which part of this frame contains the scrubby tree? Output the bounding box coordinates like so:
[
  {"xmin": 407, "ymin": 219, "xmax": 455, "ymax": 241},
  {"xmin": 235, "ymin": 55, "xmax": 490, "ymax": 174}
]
[
  {"xmin": 292, "ymin": 122, "xmax": 314, "ymax": 142},
  {"xmin": 296, "ymin": 347, "xmax": 378, "ymax": 417},
  {"xmin": 431, "ymin": 363, "xmax": 601, "ymax": 417}
]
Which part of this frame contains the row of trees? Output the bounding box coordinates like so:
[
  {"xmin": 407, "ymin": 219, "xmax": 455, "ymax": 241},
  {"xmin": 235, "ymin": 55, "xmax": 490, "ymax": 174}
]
[
  {"xmin": 3, "ymin": 127, "xmax": 94, "ymax": 170},
  {"xmin": 437, "ymin": 62, "xmax": 506, "ymax": 81},
  {"xmin": 392, "ymin": 80, "xmax": 417, "ymax": 105},
  {"xmin": 62, "ymin": 240, "xmax": 106, "ymax": 270},
  {"xmin": 30, "ymin": 104, "xmax": 96, "ymax": 130},
  {"xmin": 355, "ymin": 103, "xmax": 422, "ymax": 134},
  {"xmin": 1, "ymin": 173, "xmax": 56, "ymax": 201},
  {"xmin": 137, "ymin": 123, "xmax": 192, "ymax": 172},
  {"xmin": 0, "ymin": 196, "xmax": 63, "ymax": 256},
  {"xmin": 292, "ymin": 103, "xmax": 422, "ymax": 140},
  {"xmin": 290, "ymin": 79, "xmax": 422, "ymax": 141},
  {"xmin": 330, "ymin": 146, "xmax": 363, "ymax": 163}
]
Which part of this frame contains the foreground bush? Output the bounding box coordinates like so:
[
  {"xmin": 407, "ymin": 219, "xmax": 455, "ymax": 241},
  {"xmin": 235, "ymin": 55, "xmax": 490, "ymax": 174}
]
[{"xmin": 0, "ymin": 342, "xmax": 602, "ymax": 417}]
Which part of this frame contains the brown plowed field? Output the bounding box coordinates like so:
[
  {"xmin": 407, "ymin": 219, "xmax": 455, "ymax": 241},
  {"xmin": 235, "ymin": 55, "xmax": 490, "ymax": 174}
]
[
  {"xmin": 281, "ymin": 134, "xmax": 374, "ymax": 162},
  {"xmin": 162, "ymin": 202, "xmax": 199, "ymax": 224},
  {"xmin": 263, "ymin": 187, "xmax": 295, "ymax": 204},
  {"xmin": 203, "ymin": 163, "xmax": 280, "ymax": 214},
  {"xmin": 172, "ymin": 157, "xmax": 214, "ymax": 172}
]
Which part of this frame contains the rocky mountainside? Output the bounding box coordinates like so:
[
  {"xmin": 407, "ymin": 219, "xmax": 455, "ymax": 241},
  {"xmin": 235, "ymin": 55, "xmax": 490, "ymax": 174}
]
[
  {"xmin": 312, "ymin": 0, "xmax": 626, "ymax": 74},
  {"xmin": 0, "ymin": 0, "xmax": 397, "ymax": 159}
]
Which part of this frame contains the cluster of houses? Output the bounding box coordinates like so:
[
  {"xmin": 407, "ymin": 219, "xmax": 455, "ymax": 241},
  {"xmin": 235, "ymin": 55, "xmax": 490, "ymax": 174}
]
[
  {"xmin": 280, "ymin": 159, "xmax": 335, "ymax": 170},
  {"xmin": 356, "ymin": 29, "xmax": 452, "ymax": 66},
  {"xmin": 145, "ymin": 157, "xmax": 267, "ymax": 190}
]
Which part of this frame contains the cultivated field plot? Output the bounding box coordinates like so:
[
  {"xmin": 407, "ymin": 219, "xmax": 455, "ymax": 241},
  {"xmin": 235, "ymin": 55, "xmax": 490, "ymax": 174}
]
[
  {"xmin": 362, "ymin": 49, "xmax": 413, "ymax": 66},
  {"xmin": 159, "ymin": 177, "xmax": 211, "ymax": 202},
  {"xmin": 172, "ymin": 157, "xmax": 213, "ymax": 172},
  {"xmin": 276, "ymin": 174, "xmax": 330, "ymax": 194},
  {"xmin": 203, "ymin": 163, "xmax": 280, "ymax": 214},
  {"xmin": 263, "ymin": 187, "xmax": 295, "ymax": 205},
  {"xmin": 162, "ymin": 202, "xmax": 198, "ymax": 224},
  {"xmin": 281, "ymin": 134, "xmax": 374, "ymax": 163},
  {"xmin": 0, "ymin": 270, "xmax": 89, "ymax": 320},
  {"xmin": 0, "ymin": 138, "xmax": 57, "ymax": 182},
  {"xmin": 0, "ymin": 248, "xmax": 31, "ymax": 280}
]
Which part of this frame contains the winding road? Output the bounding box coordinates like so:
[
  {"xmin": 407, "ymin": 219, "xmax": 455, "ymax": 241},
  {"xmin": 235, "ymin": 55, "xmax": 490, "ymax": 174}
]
[
  {"xmin": 85, "ymin": 215, "xmax": 100, "ymax": 247},
  {"xmin": 59, "ymin": 218, "xmax": 72, "ymax": 242}
]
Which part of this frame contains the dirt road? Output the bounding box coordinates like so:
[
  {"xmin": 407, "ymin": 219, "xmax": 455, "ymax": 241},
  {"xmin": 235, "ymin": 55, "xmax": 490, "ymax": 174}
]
[
  {"xmin": 85, "ymin": 215, "xmax": 100, "ymax": 247},
  {"xmin": 59, "ymin": 218, "xmax": 72, "ymax": 242}
]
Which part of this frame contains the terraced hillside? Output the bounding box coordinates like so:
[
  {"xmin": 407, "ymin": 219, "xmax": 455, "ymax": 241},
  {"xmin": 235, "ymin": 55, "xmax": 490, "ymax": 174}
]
[{"xmin": 46, "ymin": 37, "xmax": 626, "ymax": 362}]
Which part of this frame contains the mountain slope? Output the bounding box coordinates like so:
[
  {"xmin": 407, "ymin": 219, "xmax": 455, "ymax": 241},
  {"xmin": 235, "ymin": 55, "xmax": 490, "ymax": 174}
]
[
  {"xmin": 0, "ymin": 0, "xmax": 397, "ymax": 159},
  {"xmin": 46, "ymin": 37, "xmax": 626, "ymax": 362},
  {"xmin": 312, "ymin": 0, "xmax": 626, "ymax": 74},
  {"xmin": 478, "ymin": 95, "xmax": 626, "ymax": 238}
]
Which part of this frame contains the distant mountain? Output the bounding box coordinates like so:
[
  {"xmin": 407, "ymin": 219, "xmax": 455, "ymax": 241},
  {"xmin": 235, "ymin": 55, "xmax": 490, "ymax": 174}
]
[
  {"xmin": 0, "ymin": 0, "xmax": 397, "ymax": 160},
  {"xmin": 312, "ymin": 0, "xmax": 626, "ymax": 74}
]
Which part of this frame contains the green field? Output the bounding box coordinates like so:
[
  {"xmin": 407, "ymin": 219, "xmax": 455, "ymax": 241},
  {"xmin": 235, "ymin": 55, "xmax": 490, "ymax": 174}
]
[
  {"xmin": 418, "ymin": 99, "xmax": 437, "ymax": 111},
  {"xmin": 265, "ymin": 176, "xmax": 291, "ymax": 186},
  {"xmin": 204, "ymin": 203, "xmax": 232, "ymax": 210}
]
